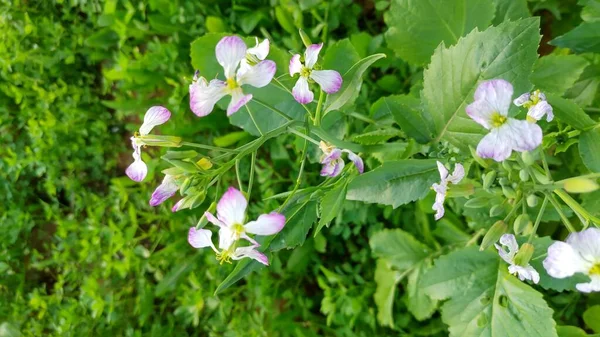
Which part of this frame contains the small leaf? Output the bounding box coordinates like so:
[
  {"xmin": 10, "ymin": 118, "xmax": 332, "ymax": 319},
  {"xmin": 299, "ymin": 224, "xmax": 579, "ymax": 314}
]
[
  {"xmin": 547, "ymin": 94, "xmax": 596, "ymax": 130},
  {"xmin": 550, "ymin": 22, "xmax": 600, "ymax": 54},
  {"xmin": 531, "ymin": 55, "xmax": 589, "ymax": 95},
  {"xmin": 270, "ymin": 201, "xmax": 318, "ymax": 251},
  {"xmin": 374, "ymin": 94, "xmax": 433, "ymax": 144},
  {"xmin": 492, "ymin": 0, "xmax": 530, "ymax": 25},
  {"xmin": 373, "ymin": 260, "xmax": 402, "ymax": 327},
  {"xmin": 315, "ymin": 183, "xmax": 347, "ymax": 236},
  {"xmin": 584, "ymin": 305, "xmax": 600, "ymax": 333},
  {"xmin": 351, "ymin": 128, "xmax": 402, "ymax": 145},
  {"xmin": 407, "ymin": 261, "xmax": 438, "ymax": 321},
  {"xmin": 580, "ymin": 129, "xmax": 600, "ymax": 172}
]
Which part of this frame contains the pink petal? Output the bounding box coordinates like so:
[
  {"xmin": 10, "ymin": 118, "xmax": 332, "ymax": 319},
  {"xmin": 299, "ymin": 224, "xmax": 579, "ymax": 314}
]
[
  {"xmin": 217, "ymin": 187, "xmax": 247, "ymax": 226},
  {"xmin": 289, "ymin": 54, "xmax": 302, "ymax": 76},
  {"xmin": 189, "ymin": 78, "xmax": 227, "ymax": 117},
  {"xmin": 204, "ymin": 211, "xmax": 226, "ymax": 228},
  {"xmin": 233, "ymin": 246, "xmax": 269, "ymax": 265},
  {"xmin": 304, "ymin": 43, "xmax": 323, "ymax": 69},
  {"xmin": 216, "ymin": 36, "xmax": 247, "ymax": 79},
  {"xmin": 227, "ymin": 88, "xmax": 253, "ymax": 116},
  {"xmin": 513, "ymin": 92, "xmax": 530, "ymax": 106},
  {"xmin": 343, "ymin": 150, "xmax": 364, "ymax": 174},
  {"xmin": 172, "ymin": 199, "xmax": 183, "ymax": 212},
  {"xmin": 149, "ymin": 175, "xmax": 179, "ymax": 207},
  {"xmin": 310, "ymin": 70, "xmax": 342, "ymax": 94},
  {"xmin": 466, "ymin": 79, "xmax": 514, "ymax": 129},
  {"xmin": 237, "ymin": 60, "xmax": 276, "ymax": 88},
  {"xmin": 528, "ymin": 101, "xmax": 553, "ymax": 122},
  {"xmin": 139, "ymin": 106, "xmax": 171, "ymax": 135},
  {"xmin": 244, "ymin": 212, "xmax": 286, "ymax": 236},
  {"xmin": 476, "ymin": 128, "xmax": 513, "ymax": 162},
  {"xmin": 320, "ymin": 148, "xmax": 342, "ymax": 164},
  {"xmin": 188, "ymin": 228, "xmax": 214, "ymax": 249},
  {"xmin": 125, "ymin": 151, "xmax": 147, "ymax": 182},
  {"xmin": 321, "ymin": 158, "xmax": 344, "ymax": 177},
  {"xmin": 247, "ymin": 38, "xmax": 270, "ymax": 60},
  {"xmin": 292, "ymin": 77, "xmax": 313, "ymax": 104}
]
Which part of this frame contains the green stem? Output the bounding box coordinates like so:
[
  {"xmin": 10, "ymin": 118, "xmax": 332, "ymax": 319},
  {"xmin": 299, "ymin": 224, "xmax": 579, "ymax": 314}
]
[
  {"xmin": 180, "ymin": 141, "xmax": 238, "ymax": 153},
  {"xmin": 528, "ymin": 196, "xmax": 548, "ymax": 244},
  {"xmin": 247, "ymin": 151, "xmax": 257, "ymax": 200},
  {"xmin": 314, "ymin": 89, "xmax": 324, "ymax": 127},
  {"xmin": 252, "ymin": 98, "xmax": 293, "ymax": 121},
  {"xmin": 288, "ymin": 127, "xmax": 321, "ymax": 145},
  {"xmin": 554, "ymin": 189, "xmax": 600, "ymax": 228},
  {"xmin": 545, "ymin": 192, "xmax": 576, "ymax": 233},
  {"xmin": 280, "ymin": 123, "xmax": 310, "ymax": 211},
  {"xmin": 245, "ymin": 104, "xmax": 263, "ymax": 136},
  {"xmin": 348, "ymin": 112, "xmax": 377, "ymax": 124},
  {"xmin": 541, "ymin": 151, "xmax": 552, "ymax": 180},
  {"xmin": 503, "ymin": 197, "xmax": 523, "ymax": 223},
  {"xmin": 584, "ymin": 107, "xmax": 600, "ymax": 113},
  {"xmin": 235, "ymin": 159, "xmax": 243, "ymax": 193}
]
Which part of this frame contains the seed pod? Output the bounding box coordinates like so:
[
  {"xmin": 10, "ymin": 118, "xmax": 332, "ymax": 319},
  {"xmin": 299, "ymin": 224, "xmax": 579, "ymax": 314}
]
[
  {"xmin": 502, "ymin": 185, "xmax": 517, "ymax": 199},
  {"xmin": 480, "ymin": 220, "xmax": 507, "ymax": 251},
  {"xmin": 180, "ymin": 177, "xmax": 193, "ymax": 195},
  {"xmin": 521, "ymin": 151, "xmax": 535, "ymax": 166},
  {"xmin": 483, "ymin": 171, "xmax": 496, "ymax": 190},
  {"xmin": 513, "ymin": 214, "xmax": 531, "ymax": 234},
  {"xmin": 563, "ymin": 177, "xmax": 600, "ymax": 193},
  {"xmin": 519, "ymin": 169, "xmax": 529, "ymax": 182},
  {"xmin": 526, "ymin": 194, "xmax": 539, "ymax": 207},
  {"xmin": 514, "ymin": 243, "xmax": 535, "ymax": 266}
]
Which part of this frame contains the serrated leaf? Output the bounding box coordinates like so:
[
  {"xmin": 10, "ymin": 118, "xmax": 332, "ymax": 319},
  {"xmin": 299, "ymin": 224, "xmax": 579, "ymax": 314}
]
[
  {"xmin": 351, "ymin": 128, "xmax": 401, "ymax": 145},
  {"xmin": 374, "ymin": 259, "xmax": 402, "ymax": 328},
  {"xmin": 423, "ymin": 246, "xmax": 558, "ymax": 337},
  {"xmin": 373, "ymin": 95, "xmax": 433, "ymax": 144},
  {"xmin": 347, "ymin": 159, "xmax": 439, "ymax": 208},
  {"xmin": 550, "ymin": 22, "xmax": 600, "ymax": 53},
  {"xmin": 384, "ymin": 0, "xmax": 495, "ymax": 65},
  {"xmin": 580, "ymin": 129, "xmax": 600, "ymax": 172},
  {"xmin": 370, "ymin": 229, "xmax": 430, "ymax": 270},
  {"xmin": 423, "ymin": 18, "xmax": 541, "ymax": 148},
  {"xmin": 492, "ymin": 0, "xmax": 530, "ymax": 26},
  {"xmin": 531, "ymin": 55, "xmax": 589, "ymax": 95},
  {"xmin": 324, "ymin": 53, "xmax": 386, "ymax": 113},
  {"xmin": 407, "ymin": 260, "xmax": 438, "ymax": 321},
  {"xmin": 315, "ymin": 183, "xmax": 347, "ymax": 236},
  {"xmin": 270, "ymin": 201, "xmax": 318, "ymax": 251},
  {"xmin": 546, "ymin": 93, "xmax": 596, "ymax": 130}
]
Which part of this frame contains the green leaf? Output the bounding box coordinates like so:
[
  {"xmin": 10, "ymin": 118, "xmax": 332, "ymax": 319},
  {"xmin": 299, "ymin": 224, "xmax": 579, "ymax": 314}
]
[
  {"xmin": 375, "ymin": 94, "xmax": 434, "ymax": 144},
  {"xmin": 550, "ymin": 22, "xmax": 600, "ymax": 53},
  {"xmin": 492, "ymin": 0, "xmax": 530, "ymax": 25},
  {"xmin": 155, "ymin": 254, "xmax": 202, "ymax": 296},
  {"xmin": 370, "ymin": 229, "xmax": 430, "ymax": 270},
  {"xmin": 407, "ymin": 260, "xmax": 438, "ymax": 321},
  {"xmin": 566, "ymin": 64, "xmax": 600, "ymax": 107},
  {"xmin": 557, "ymin": 326, "xmax": 600, "ymax": 337},
  {"xmin": 190, "ymin": 33, "xmax": 227, "ymax": 78},
  {"xmin": 384, "ymin": 0, "xmax": 495, "ymax": 65},
  {"xmin": 423, "ymin": 18, "xmax": 541, "ymax": 148},
  {"xmin": 580, "ymin": 129, "xmax": 600, "ymax": 172},
  {"xmin": 423, "ymin": 246, "xmax": 558, "ymax": 337},
  {"xmin": 323, "ymin": 53, "xmax": 386, "ymax": 114},
  {"xmin": 373, "ymin": 260, "xmax": 402, "ymax": 327},
  {"xmin": 315, "ymin": 183, "xmax": 347, "ymax": 236},
  {"xmin": 270, "ymin": 201, "xmax": 318, "ymax": 251},
  {"xmin": 531, "ymin": 55, "xmax": 590, "ymax": 95},
  {"xmin": 347, "ymin": 159, "xmax": 439, "ymax": 208},
  {"xmin": 214, "ymin": 258, "xmax": 265, "ymax": 295},
  {"xmin": 322, "ymin": 39, "xmax": 361, "ymax": 76},
  {"xmin": 584, "ymin": 305, "xmax": 600, "ymax": 333},
  {"xmin": 205, "ymin": 16, "xmax": 227, "ymax": 33},
  {"xmin": 546, "ymin": 93, "xmax": 596, "ymax": 130},
  {"xmin": 351, "ymin": 128, "xmax": 402, "ymax": 145}
]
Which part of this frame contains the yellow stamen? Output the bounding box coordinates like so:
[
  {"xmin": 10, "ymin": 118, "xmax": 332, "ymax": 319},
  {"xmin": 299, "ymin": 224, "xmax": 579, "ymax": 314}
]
[
  {"xmin": 490, "ymin": 112, "xmax": 507, "ymax": 128},
  {"xmin": 216, "ymin": 250, "xmax": 233, "ymax": 265},
  {"xmin": 590, "ymin": 264, "xmax": 600, "ymax": 275},
  {"xmin": 226, "ymin": 77, "xmax": 238, "ymax": 90},
  {"xmin": 300, "ymin": 66, "xmax": 311, "ymax": 78},
  {"xmin": 232, "ymin": 223, "xmax": 245, "ymax": 238}
]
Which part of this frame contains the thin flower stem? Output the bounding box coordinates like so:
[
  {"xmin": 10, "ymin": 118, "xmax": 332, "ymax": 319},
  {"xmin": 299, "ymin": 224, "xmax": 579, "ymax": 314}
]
[
  {"xmin": 280, "ymin": 124, "xmax": 310, "ymax": 211},
  {"xmin": 288, "ymin": 127, "xmax": 321, "ymax": 145},
  {"xmin": 252, "ymin": 98, "xmax": 293, "ymax": 121},
  {"xmin": 528, "ymin": 196, "xmax": 548, "ymax": 244},
  {"xmin": 541, "ymin": 151, "xmax": 552, "ymax": 180},
  {"xmin": 554, "ymin": 189, "xmax": 600, "ymax": 228},
  {"xmin": 247, "ymin": 151, "xmax": 257, "ymax": 200},
  {"xmin": 235, "ymin": 159, "xmax": 243, "ymax": 192},
  {"xmin": 245, "ymin": 104, "xmax": 264, "ymax": 136},
  {"xmin": 348, "ymin": 112, "xmax": 377, "ymax": 124},
  {"xmin": 503, "ymin": 197, "xmax": 523, "ymax": 223},
  {"xmin": 180, "ymin": 142, "xmax": 238, "ymax": 153},
  {"xmin": 314, "ymin": 89, "xmax": 325, "ymax": 126},
  {"xmin": 545, "ymin": 192, "xmax": 576, "ymax": 233},
  {"xmin": 584, "ymin": 107, "xmax": 600, "ymax": 113}
]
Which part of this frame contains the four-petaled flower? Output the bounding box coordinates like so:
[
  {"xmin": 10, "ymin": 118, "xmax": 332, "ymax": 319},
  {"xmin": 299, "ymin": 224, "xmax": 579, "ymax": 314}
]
[
  {"xmin": 319, "ymin": 141, "xmax": 364, "ymax": 177},
  {"xmin": 189, "ymin": 36, "xmax": 276, "ymax": 117},
  {"xmin": 126, "ymin": 106, "xmax": 171, "ymax": 182},
  {"xmin": 514, "ymin": 89, "xmax": 554, "ymax": 122},
  {"xmin": 495, "ymin": 234, "xmax": 540, "ymax": 284},
  {"xmin": 466, "ymin": 79, "xmax": 542, "ymax": 162},
  {"xmin": 431, "ymin": 161, "xmax": 464, "ymax": 220},
  {"xmin": 188, "ymin": 187, "xmax": 285, "ymax": 265},
  {"xmin": 289, "ymin": 43, "xmax": 342, "ymax": 104},
  {"xmin": 543, "ymin": 228, "xmax": 600, "ymax": 293}
]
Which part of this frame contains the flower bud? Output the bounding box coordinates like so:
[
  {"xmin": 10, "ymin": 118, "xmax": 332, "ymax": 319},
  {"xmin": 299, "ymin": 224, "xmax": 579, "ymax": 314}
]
[
  {"xmin": 498, "ymin": 177, "xmax": 509, "ymax": 186},
  {"xmin": 490, "ymin": 204, "xmax": 504, "ymax": 217},
  {"xmin": 197, "ymin": 158, "xmax": 213, "ymax": 170},
  {"xmin": 502, "ymin": 185, "xmax": 516, "ymax": 199},
  {"xmin": 521, "ymin": 151, "xmax": 535, "ymax": 166},
  {"xmin": 299, "ymin": 29, "xmax": 312, "ymax": 48},
  {"xmin": 514, "ymin": 243, "xmax": 535, "ymax": 266},
  {"xmin": 563, "ymin": 177, "xmax": 600, "ymax": 193},
  {"xmin": 519, "ymin": 169, "xmax": 529, "ymax": 182},
  {"xmin": 513, "ymin": 214, "xmax": 531, "ymax": 234},
  {"xmin": 526, "ymin": 194, "xmax": 539, "ymax": 207},
  {"xmin": 180, "ymin": 177, "xmax": 193, "ymax": 194},
  {"xmin": 138, "ymin": 134, "xmax": 182, "ymax": 147},
  {"xmin": 464, "ymin": 197, "xmax": 488, "ymax": 209},
  {"xmin": 483, "ymin": 171, "xmax": 496, "ymax": 190},
  {"xmin": 480, "ymin": 220, "xmax": 507, "ymax": 251},
  {"xmin": 502, "ymin": 161, "xmax": 512, "ymax": 171}
]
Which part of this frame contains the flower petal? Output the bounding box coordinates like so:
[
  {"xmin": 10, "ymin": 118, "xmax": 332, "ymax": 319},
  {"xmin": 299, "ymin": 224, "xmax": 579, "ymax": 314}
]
[
  {"xmin": 247, "ymin": 38, "xmax": 270, "ymax": 60},
  {"xmin": 436, "ymin": 161, "xmax": 449, "ymax": 181},
  {"xmin": 508, "ymin": 264, "xmax": 540, "ymax": 284},
  {"xmin": 149, "ymin": 175, "xmax": 179, "ymax": 206},
  {"xmin": 343, "ymin": 150, "xmax": 364, "ymax": 174},
  {"xmin": 217, "ymin": 187, "xmax": 247, "ymax": 226},
  {"xmin": 227, "ymin": 88, "xmax": 253, "ymax": 116},
  {"xmin": 310, "ymin": 70, "xmax": 342, "ymax": 94},
  {"xmin": 466, "ymin": 79, "xmax": 514, "ymax": 129},
  {"xmin": 189, "ymin": 78, "xmax": 227, "ymax": 117},
  {"xmin": 513, "ymin": 92, "xmax": 530, "ymax": 106},
  {"xmin": 495, "ymin": 243, "xmax": 513, "ymax": 264},
  {"xmin": 576, "ymin": 275, "xmax": 600, "ymax": 293},
  {"xmin": 292, "ymin": 76, "xmax": 314, "ymax": 104},
  {"xmin": 499, "ymin": 234, "xmax": 519, "ymax": 256},
  {"xmin": 304, "ymin": 43, "xmax": 323, "ymax": 69},
  {"xmin": 321, "ymin": 158, "xmax": 344, "ymax": 177},
  {"xmin": 218, "ymin": 227, "xmax": 236, "ymax": 250},
  {"xmin": 216, "ymin": 36, "xmax": 247, "ymax": 79},
  {"xmin": 140, "ymin": 106, "xmax": 171, "ymax": 135},
  {"xmin": 188, "ymin": 228, "xmax": 215, "ymax": 249},
  {"xmin": 233, "ymin": 246, "xmax": 269, "ymax": 265},
  {"xmin": 476, "ymin": 128, "xmax": 513, "ymax": 162},
  {"xmin": 126, "ymin": 147, "xmax": 147, "ymax": 182},
  {"xmin": 289, "ymin": 54, "xmax": 302, "ymax": 76},
  {"xmin": 204, "ymin": 211, "xmax": 226, "ymax": 228},
  {"xmin": 433, "ymin": 199, "xmax": 445, "ymax": 220},
  {"xmin": 566, "ymin": 228, "xmax": 600, "ymax": 262},
  {"xmin": 321, "ymin": 148, "xmax": 342, "ymax": 164},
  {"xmin": 448, "ymin": 163, "xmax": 465, "ymax": 185},
  {"xmin": 172, "ymin": 199, "xmax": 183, "ymax": 212},
  {"xmin": 502, "ymin": 118, "xmax": 543, "ymax": 152},
  {"xmin": 543, "ymin": 241, "xmax": 590, "ymax": 278},
  {"xmin": 528, "ymin": 101, "xmax": 554, "ymax": 122},
  {"xmin": 244, "ymin": 212, "xmax": 286, "ymax": 236},
  {"xmin": 237, "ymin": 60, "xmax": 276, "ymax": 88}
]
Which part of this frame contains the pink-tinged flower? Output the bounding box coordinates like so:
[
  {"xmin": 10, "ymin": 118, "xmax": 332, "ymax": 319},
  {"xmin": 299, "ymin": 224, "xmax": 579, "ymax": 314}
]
[
  {"xmin": 149, "ymin": 174, "xmax": 179, "ymax": 207},
  {"xmin": 514, "ymin": 89, "xmax": 554, "ymax": 122},
  {"xmin": 431, "ymin": 161, "xmax": 464, "ymax": 220},
  {"xmin": 172, "ymin": 199, "xmax": 183, "ymax": 212},
  {"xmin": 466, "ymin": 80, "xmax": 543, "ymax": 162},
  {"xmin": 543, "ymin": 228, "xmax": 600, "ymax": 293},
  {"xmin": 319, "ymin": 141, "xmax": 363, "ymax": 177},
  {"xmin": 289, "ymin": 43, "xmax": 342, "ymax": 104},
  {"xmin": 189, "ymin": 36, "xmax": 276, "ymax": 117},
  {"xmin": 495, "ymin": 234, "xmax": 540, "ymax": 284},
  {"xmin": 188, "ymin": 227, "xmax": 269, "ymax": 265},
  {"xmin": 126, "ymin": 106, "xmax": 171, "ymax": 182}
]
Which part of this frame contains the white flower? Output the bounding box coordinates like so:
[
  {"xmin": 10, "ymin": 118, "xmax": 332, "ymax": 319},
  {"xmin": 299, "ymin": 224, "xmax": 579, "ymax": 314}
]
[
  {"xmin": 495, "ymin": 234, "xmax": 540, "ymax": 284},
  {"xmin": 188, "ymin": 228, "xmax": 269, "ymax": 265},
  {"xmin": 189, "ymin": 36, "xmax": 276, "ymax": 117},
  {"xmin": 431, "ymin": 161, "xmax": 464, "ymax": 220},
  {"xmin": 514, "ymin": 90, "xmax": 553, "ymax": 122},
  {"xmin": 466, "ymin": 79, "xmax": 543, "ymax": 162},
  {"xmin": 289, "ymin": 43, "xmax": 342, "ymax": 104},
  {"xmin": 125, "ymin": 106, "xmax": 171, "ymax": 182},
  {"xmin": 543, "ymin": 228, "xmax": 600, "ymax": 293}
]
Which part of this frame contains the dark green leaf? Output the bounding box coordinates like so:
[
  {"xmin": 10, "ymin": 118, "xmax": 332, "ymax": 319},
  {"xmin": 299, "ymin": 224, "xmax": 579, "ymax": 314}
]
[{"xmin": 550, "ymin": 22, "xmax": 600, "ymax": 53}]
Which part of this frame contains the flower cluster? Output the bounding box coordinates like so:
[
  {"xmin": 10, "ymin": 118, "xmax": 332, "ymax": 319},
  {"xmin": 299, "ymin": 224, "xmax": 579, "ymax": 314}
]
[
  {"xmin": 188, "ymin": 187, "xmax": 285, "ymax": 265},
  {"xmin": 466, "ymin": 79, "xmax": 550, "ymax": 162},
  {"xmin": 431, "ymin": 161, "xmax": 464, "ymax": 220},
  {"xmin": 319, "ymin": 141, "xmax": 364, "ymax": 177}
]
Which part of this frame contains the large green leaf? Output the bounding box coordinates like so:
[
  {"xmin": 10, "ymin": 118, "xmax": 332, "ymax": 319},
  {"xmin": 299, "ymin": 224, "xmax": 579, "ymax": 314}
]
[
  {"xmin": 492, "ymin": 0, "xmax": 530, "ymax": 25},
  {"xmin": 370, "ymin": 229, "xmax": 430, "ymax": 270},
  {"xmin": 580, "ymin": 129, "xmax": 600, "ymax": 172},
  {"xmin": 315, "ymin": 182, "xmax": 347, "ymax": 236},
  {"xmin": 423, "ymin": 18, "xmax": 541, "ymax": 148},
  {"xmin": 550, "ymin": 22, "xmax": 600, "ymax": 54},
  {"xmin": 384, "ymin": 0, "xmax": 495, "ymax": 65},
  {"xmin": 270, "ymin": 201, "xmax": 318, "ymax": 251},
  {"xmin": 407, "ymin": 260, "xmax": 438, "ymax": 321},
  {"xmin": 322, "ymin": 39, "xmax": 361, "ymax": 76},
  {"xmin": 423, "ymin": 247, "xmax": 558, "ymax": 337},
  {"xmin": 374, "ymin": 94, "xmax": 434, "ymax": 144},
  {"xmin": 531, "ymin": 55, "xmax": 589, "ymax": 95},
  {"xmin": 546, "ymin": 94, "xmax": 596, "ymax": 130},
  {"xmin": 347, "ymin": 159, "xmax": 439, "ymax": 208},
  {"xmin": 373, "ymin": 259, "xmax": 402, "ymax": 328}
]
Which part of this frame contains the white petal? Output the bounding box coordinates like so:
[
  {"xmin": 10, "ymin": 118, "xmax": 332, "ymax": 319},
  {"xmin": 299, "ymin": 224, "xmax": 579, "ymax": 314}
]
[
  {"xmin": 495, "ymin": 243, "xmax": 514, "ymax": 264},
  {"xmin": 289, "ymin": 54, "xmax": 302, "ymax": 76},
  {"xmin": 476, "ymin": 128, "xmax": 513, "ymax": 161},
  {"xmin": 576, "ymin": 275, "xmax": 600, "ymax": 293},
  {"xmin": 513, "ymin": 92, "xmax": 530, "ymax": 106},
  {"xmin": 149, "ymin": 175, "xmax": 179, "ymax": 206},
  {"xmin": 218, "ymin": 227, "xmax": 236, "ymax": 250},
  {"xmin": 509, "ymin": 264, "xmax": 540, "ymax": 284},
  {"xmin": 233, "ymin": 246, "xmax": 269, "ymax": 265},
  {"xmin": 188, "ymin": 228, "xmax": 215, "ymax": 250},
  {"xmin": 466, "ymin": 79, "xmax": 514, "ymax": 129},
  {"xmin": 528, "ymin": 101, "xmax": 554, "ymax": 122},
  {"xmin": 502, "ymin": 118, "xmax": 543, "ymax": 152},
  {"xmin": 189, "ymin": 78, "xmax": 227, "ymax": 117},
  {"xmin": 204, "ymin": 211, "xmax": 226, "ymax": 228},
  {"xmin": 292, "ymin": 77, "xmax": 314, "ymax": 104},
  {"xmin": 247, "ymin": 38, "xmax": 270, "ymax": 60},
  {"xmin": 227, "ymin": 88, "xmax": 253, "ymax": 116},
  {"xmin": 304, "ymin": 43, "xmax": 323, "ymax": 69},
  {"xmin": 448, "ymin": 163, "xmax": 465, "ymax": 185},
  {"xmin": 244, "ymin": 212, "xmax": 286, "ymax": 236},
  {"xmin": 237, "ymin": 60, "xmax": 276, "ymax": 88},
  {"xmin": 320, "ymin": 148, "xmax": 342, "ymax": 164},
  {"xmin": 217, "ymin": 187, "xmax": 247, "ymax": 226},
  {"xmin": 125, "ymin": 145, "xmax": 147, "ymax": 182},
  {"xmin": 543, "ymin": 241, "xmax": 590, "ymax": 278},
  {"xmin": 216, "ymin": 36, "xmax": 247, "ymax": 79},
  {"xmin": 310, "ymin": 70, "xmax": 342, "ymax": 94},
  {"xmin": 433, "ymin": 200, "xmax": 445, "ymax": 220},
  {"xmin": 140, "ymin": 106, "xmax": 171, "ymax": 135},
  {"xmin": 499, "ymin": 234, "xmax": 519, "ymax": 255},
  {"xmin": 566, "ymin": 228, "xmax": 600, "ymax": 262},
  {"xmin": 343, "ymin": 150, "xmax": 364, "ymax": 174},
  {"xmin": 436, "ymin": 161, "xmax": 449, "ymax": 181}
]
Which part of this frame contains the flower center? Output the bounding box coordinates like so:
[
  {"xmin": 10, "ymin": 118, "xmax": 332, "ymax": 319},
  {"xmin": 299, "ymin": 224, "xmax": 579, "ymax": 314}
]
[
  {"xmin": 245, "ymin": 54, "xmax": 260, "ymax": 66},
  {"xmin": 590, "ymin": 263, "xmax": 600, "ymax": 275},
  {"xmin": 216, "ymin": 249, "xmax": 233, "ymax": 265},
  {"xmin": 300, "ymin": 66, "xmax": 311, "ymax": 78},
  {"xmin": 232, "ymin": 223, "xmax": 245, "ymax": 237},
  {"xmin": 490, "ymin": 112, "xmax": 507, "ymax": 128},
  {"xmin": 226, "ymin": 77, "xmax": 238, "ymax": 90}
]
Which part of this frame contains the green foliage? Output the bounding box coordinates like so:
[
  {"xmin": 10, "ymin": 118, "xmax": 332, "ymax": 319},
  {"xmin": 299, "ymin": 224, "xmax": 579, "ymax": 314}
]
[
  {"xmin": 550, "ymin": 22, "xmax": 600, "ymax": 54},
  {"xmin": 531, "ymin": 55, "xmax": 589, "ymax": 94}
]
